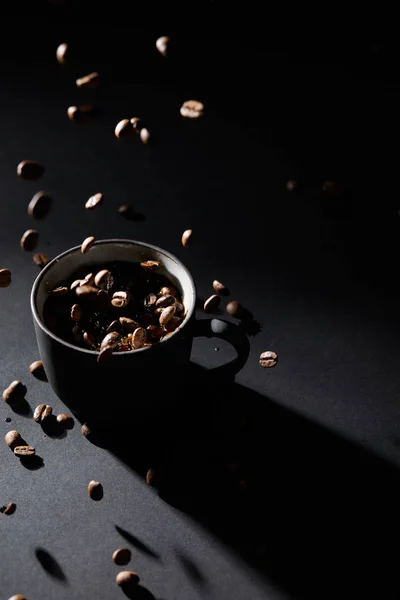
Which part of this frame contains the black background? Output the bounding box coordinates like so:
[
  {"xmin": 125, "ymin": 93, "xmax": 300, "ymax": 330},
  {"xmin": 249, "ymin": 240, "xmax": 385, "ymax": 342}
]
[{"xmin": 1, "ymin": 2, "xmax": 400, "ymax": 599}]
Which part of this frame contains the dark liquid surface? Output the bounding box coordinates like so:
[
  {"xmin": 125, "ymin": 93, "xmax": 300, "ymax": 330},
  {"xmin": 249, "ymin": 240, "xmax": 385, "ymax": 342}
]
[{"xmin": 43, "ymin": 261, "xmax": 184, "ymax": 351}]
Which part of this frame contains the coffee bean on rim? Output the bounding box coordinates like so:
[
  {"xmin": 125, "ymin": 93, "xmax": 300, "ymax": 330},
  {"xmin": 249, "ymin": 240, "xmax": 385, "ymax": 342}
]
[
  {"xmin": 156, "ymin": 35, "xmax": 169, "ymax": 56},
  {"xmin": 111, "ymin": 291, "xmax": 131, "ymax": 308},
  {"xmin": 76, "ymin": 71, "xmax": 99, "ymax": 88},
  {"xmin": 259, "ymin": 351, "xmax": 278, "ymax": 368},
  {"xmin": 33, "ymin": 252, "xmax": 49, "ymax": 268},
  {"xmin": 212, "ymin": 280, "xmax": 228, "ymax": 295},
  {"xmin": 144, "ymin": 293, "xmax": 157, "ymax": 308},
  {"xmin": 100, "ymin": 331, "xmax": 121, "ymax": 350},
  {"xmin": 204, "ymin": 294, "xmax": 220, "ymax": 312},
  {"xmin": 88, "ymin": 480, "xmax": 103, "ymax": 500},
  {"xmin": 20, "ymin": 229, "xmax": 39, "ymax": 252},
  {"xmin": 29, "ymin": 360, "xmax": 47, "ymax": 381},
  {"xmin": 83, "ymin": 332, "xmax": 95, "ymax": 347},
  {"xmin": 71, "ymin": 304, "xmax": 81, "ymax": 321},
  {"xmin": 94, "ymin": 269, "xmax": 112, "ymax": 288},
  {"xmin": 3, "ymin": 381, "xmax": 27, "ymax": 407},
  {"xmin": 140, "ymin": 128, "xmax": 151, "ymax": 144},
  {"xmin": 56, "ymin": 42, "xmax": 68, "ymax": 63},
  {"xmin": 17, "ymin": 160, "xmax": 44, "ymax": 180},
  {"xmin": 67, "ymin": 104, "xmax": 94, "ymax": 122},
  {"xmin": 112, "ymin": 548, "xmax": 132, "ymax": 566},
  {"xmin": 180, "ymin": 100, "xmax": 204, "ymax": 119},
  {"xmin": 119, "ymin": 317, "xmax": 140, "ymax": 331},
  {"xmin": 28, "ymin": 191, "xmax": 52, "ymax": 220},
  {"xmin": 5, "ymin": 431, "xmax": 23, "ymax": 449},
  {"xmin": 226, "ymin": 300, "xmax": 242, "ymax": 317},
  {"xmin": 72, "ymin": 325, "xmax": 83, "ymax": 342},
  {"xmin": 57, "ymin": 413, "xmax": 74, "ymax": 429},
  {"xmin": 159, "ymin": 305, "xmax": 176, "ymax": 327},
  {"xmin": 140, "ymin": 260, "xmax": 160, "ymax": 271},
  {"xmin": 81, "ymin": 236, "xmax": 96, "ymax": 254},
  {"xmin": 2, "ymin": 501, "xmax": 16, "ymax": 515},
  {"xmin": 156, "ymin": 295, "xmax": 175, "ymax": 308},
  {"xmin": 49, "ymin": 286, "xmax": 68, "ymax": 297},
  {"xmin": 0, "ymin": 268, "xmax": 11, "ymax": 288},
  {"xmin": 115, "ymin": 119, "xmax": 134, "ymax": 139},
  {"xmin": 14, "ymin": 445, "xmax": 35, "ymax": 457},
  {"xmin": 181, "ymin": 229, "xmax": 192, "ymax": 247},
  {"xmin": 85, "ymin": 193, "xmax": 103, "ymax": 210},
  {"xmin": 131, "ymin": 327, "xmax": 146, "ymax": 349},
  {"xmin": 160, "ymin": 285, "xmax": 177, "ymax": 296},
  {"xmin": 116, "ymin": 571, "xmax": 140, "ymax": 587}
]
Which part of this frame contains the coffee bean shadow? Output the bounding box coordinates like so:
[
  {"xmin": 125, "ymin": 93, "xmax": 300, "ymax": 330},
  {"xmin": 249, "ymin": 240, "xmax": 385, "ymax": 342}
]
[
  {"xmin": 174, "ymin": 549, "xmax": 207, "ymax": 586},
  {"xmin": 120, "ymin": 583, "xmax": 155, "ymax": 600},
  {"xmin": 35, "ymin": 548, "xmax": 67, "ymax": 582},
  {"xmin": 20, "ymin": 455, "xmax": 44, "ymax": 470},
  {"xmin": 11, "ymin": 398, "xmax": 32, "ymax": 417},
  {"xmin": 41, "ymin": 416, "xmax": 66, "ymax": 438},
  {"xmin": 115, "ymin": 525, "xmax": 161, "ymax": 561}
]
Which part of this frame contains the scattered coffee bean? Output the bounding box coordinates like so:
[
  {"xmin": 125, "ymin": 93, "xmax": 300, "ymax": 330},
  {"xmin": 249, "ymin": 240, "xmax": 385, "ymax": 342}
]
[
  {"xmin": 14, "ymin": 445, "xmax": 35, "ymax": 457},
  {"xmin": 212, "ymin": 280, "xmax": 228, "ymax": 295},
  {"xmin": 226, "ymin": 300, "xmax": 242, "ymax": 317},
  {"xmin": 67, "ymin": 104, "xmax": 94, "ymax": 122},
  {"xmin": 94, "ymin": 269, "xmax": 112, "ymax": 288},
  {"xmin": 17, "ymin": 160, "xmax": 44, "ymax": 180},
  {"xmin": 160, "ymin": 285, "xmax": 177, "ymax": 296},
  {"xmin": 156, "ymin": 35, "xmax": 169, "ymax": 56},
  {"xmin": 144, "ymin": 293, "xmax": 157, "ymax": 308},
  {"xmin": 57, "ymin": 413, "xmax": 74, "ymax": 429},
  {"xmin": 146, "ymin": 468, "xmax": 156, "ymax": 486},
  {"xmin": 112, "ymin": 548, "xmax": 132, "ymax": 566},
  {"xmin": 8, "ymin": 595, "xmax": 26, "ymax": 600},
  {"xmin": 119, "ymin": 317, "xmax": 140, "ymax": 331},
  {"xmin": 180, "ymin": 100, "xmax": 204, "ymax": 119},
  {"xmin": 71, "ymin": 304, "xmax": 81, "ymax": 321},
  {"xmin": 1, "ymin": 502, "xmax": 16, "ymax": 515},
  {"xmin": 83, "ymin": 331, "xmax": 95, "ymax": 347},
  {"xmin": 3, "ymin": 381, "xmax": 27, "ymax": 407},
  {"xmin": 159, "ymin": 305, "xmax": 176, "ymax": 327},
  {"xmin": 33, "ymin": 252, "xmax": 49, "ymax": 268},
  {"xmin": 33, "ymin": 404, "xmax": 46, "ymax": 422},
  {"xmin": 115, "ymin": 119, "xmax": 134, "ymax": 139},
  {"xmin": 49, "ymin": 286, "xmax": 68, "ymax": 297},
  {"xmin": 81, "ymin": 423, "xmax": 91, "ymax": 438},
  {"xmin": 29, "ymin": 360, "xmax": 47, "ymax": 381},
  {"xmin": 72, "ymin": 325, "xmax": 83, "ymax": 342},
  {"xmin": 118, "ymin": 204, "xmax": 134, "ymax": 218},
  {"xmin": 116, "ymin": 571, "xmax": 140, "ymax": 587},
  {"xmin": 100, "ymin": 331, "xmax": 121, "ymax": 350},
  {"xmin": 259, "ymin": 351, "xmax": 278, "ymax": 368},
  {"xmin": 131, "ymin": 327, "xmax": 146, "ymax": 349},
  {"xmin": 28, "ymin": 191, "xmax": 52, "ymax": 220},
  {"xmin": 85, "ymin": 193, "xmax": 103, "ymax": 210},
  {"xmin": 111, "ymin": 290, "xmax": 131, "ymax": 308},
  {"xmin": 130, "ymin": 117, "xmax": 142, "ymax": 131},
  {"xmin": 56, "ymin": 42, "xmax": 68, "ymax": 63},
  {"xmin": 286, "ymin": 179, "xmax": 298, "ymax": 192},
  {"xmin": 322, "ymin": 180, "xmax": 339, "ymax": 194},
  {"xmin": 20, "ymin": 229, "xmax": 39, "ymax": 252},
  {"xmin": 140, "ymin": 260, "xmax": 160, "ymax": 271},
  {"xmin": 156, "ymin": 295, "xmax": 175, "ymax": 308},
  {"xmin": 140, "ymin": 128, "xmax": 151, "ymax": 144},
  {"xmin": 5, "ymin": 431, "xmax": 23, "ymax": 449},
  {"xmin": 81, "ymin": 236, "xmax": 96, "ymax": 254},
  {"xmin": 0, "ymin": 268, "xmax": 11, "ymax": 288},
  {"xmin": 204, "ymin": 294, "xmax": 220, "ymax": 312},
  {"xmin": 76, "ymin": 71, "xmax": 99, "ymax": 88},
  {"xmin": 5, "ymin": 417, "xmax": 11, "ymax": 423},
  {"xmin": 88, "ymin": 480, "xmax": 103, "ymax": 500},
  {"xmin": 181, "ymin": 229, "xmax": 192, "ymax": 247}
]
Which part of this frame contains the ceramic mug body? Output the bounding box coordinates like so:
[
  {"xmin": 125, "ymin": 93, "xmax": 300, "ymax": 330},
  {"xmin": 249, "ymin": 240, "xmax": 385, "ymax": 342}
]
[{"xmin": 31, "ymin": 239, "xmax": 196, "ymax": 421}]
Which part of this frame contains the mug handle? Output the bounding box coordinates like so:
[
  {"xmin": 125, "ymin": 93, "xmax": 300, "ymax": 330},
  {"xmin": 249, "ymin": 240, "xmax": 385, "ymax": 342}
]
[{"xmin": 192, "ymin": 318, "xmax": 250, "ymax": 381}]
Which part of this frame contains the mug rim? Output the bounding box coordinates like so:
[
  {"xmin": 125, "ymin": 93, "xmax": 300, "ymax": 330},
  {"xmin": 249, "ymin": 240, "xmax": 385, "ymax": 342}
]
[{"xmin": 30, "ymin": 238, "xmax": 197, "ymax": 356}]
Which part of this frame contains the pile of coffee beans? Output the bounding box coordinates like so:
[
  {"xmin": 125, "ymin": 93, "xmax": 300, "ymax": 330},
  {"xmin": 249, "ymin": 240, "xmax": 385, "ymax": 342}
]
[{"xmin": 43, "ymin": 260, "xmax": 185, "ymax": 357}]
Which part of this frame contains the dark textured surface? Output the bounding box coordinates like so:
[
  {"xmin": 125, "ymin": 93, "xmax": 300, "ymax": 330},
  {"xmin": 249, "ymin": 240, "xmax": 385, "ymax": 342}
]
[{"xmin": 1, "ymin": 6, "xmax": 400, "ymax": 600}]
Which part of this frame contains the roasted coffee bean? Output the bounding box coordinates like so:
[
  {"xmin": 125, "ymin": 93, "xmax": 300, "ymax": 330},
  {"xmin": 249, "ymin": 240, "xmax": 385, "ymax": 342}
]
[
  {"xmin": 180, "ymin": 100, "xmax": 204, "ymax": 119},
  {"xmin": 28, "ymin": 191, "xmax": 52, "ymax": 220},
  {"xmin": 130, "ymin": 117, "xmax": 142, "ymax": 131},
  {"xmin": 57, "ymin": 413, "xmax": 74, "ymax": 429},
  {"xmin": 88, "ymin": 479, "xmax": 103, "ymax": 500},
  {"xmin": 159, "ymin": 305, "xmax": 176, "ymax": 327},
  {"xmin": 144, "ymin": 293, "xmax": 157, "ymax": 308},
  {"xmin": 8, "ymin": 595, "xmax": 26, "ymax": 600},
  {"xmin": 94, "ymin": 269, "xmax": 112, "ymax": 288},
  {"xmin": 70, "ymin": 304, "xmax": 81, "ymax": 321},
  {"xmin": 76, "ymin": 71, "xmax": 99, "ymax": 88},
  {"xmin": 81, "ymin": 272, "xmax": 94, "ymax": 286},
  {"xmin": 0, "ymin": 268, "xmax": 11, "ymax": 288},
  {"xmin": 111, "ymin": 291, "xmax": 131, "ymax": 308},
  {"xmin": 14, "ymin": 445, "xmax": 35, "ymax": 457},
  {"xmin": 164, "ymin": 316, "xmax": 181, "ymax": 332},
  {"xmin": 140, "ymin": 128, "xmax": 151, "ymax": 144},
  {"xmin": 71, "ymin": 279, "xmax": 83, "ymax": 290},
  {"xmin": 49, "ymin": 286, "xmax": 68, "ymax": 297},
  {"xmin": 131, "ymin": 327, "xmax": 146, "ymax": 349},
  {"xmin": 100, "ymin": 331, "xmax": 121, "ymax": 350},
  {"xmin": 5, "ymin": 431, "xmax": 23, "ymax": 449},
  {"xmin": 156, "ymin": 35, "xmax": 169, "ymax": 56},
  {"xmin": 204, "ymin": 294, "xmax": 220, "ymax": 312},
  {"xmin": 20, "ymin": 229, "xmax": 39, "ymax": 252},
  {"xmin": 72, "ymin": 325, "xmax": 83, "ymax": 342},
  {"xmin": 3, "ymin": 381, "xmax": 27, "ymax": 406},
  {"xmin": 17, "ymin": 160, "xmax": 44, "ymax": 180},
  {"xmin": 75, "ymin": 284, "xmax": 98, "ymax": 298},
  {"xmin": 119, "ymin": 317, "xmax": 140, "ymax": 331},
  {"xmin": 2, "ymin": 501, "xmax": 16, "ymax": 515},
  {"xmin": 154, "ymin": 307, "xmax": 163, "ymax": 315},
  {"xmin": 106, "ymin": 319, "xmax": 120, "ymax": 334},
  {"xmin": 81, "ymin": 423, "xmax": 91, "ymax": 438},
  {"xmin": 146, "ymin": 468, "xmax": 156, "ymax": 486},
  {"xmin": 160, "ymin": 285, "xmax": 177, "ymax": 296},
  {"xmin": 226, "ymin": 300, "xmax": 242, "ymax": 317},
  {"xmin": 212, "ymin": 280, "xmax": 228, "ymax": 294},
  {"xmin": 286, "ymin": 179, "xmax": 298, "ymax": 192},
  {"xmin": 83, "ymin": 331, "xmax": 95, "ymax": 347},
  {"xmin": 56, "ymin": 42, "xmax": 68, "ymax": 63},
  {"xmin": 259, "ymin": 351, "xmax": 278, "ymax": 368},
  {"xmin": 29, "ymin": 360, "xmax": 47, "ymax": 381},
  {"xmin": 118, "ymin": 204, "xmax": 134, "ymax": 219},
  {"xmin": 140, "ymin": 260, "xmax": 160, "ymax": 271},
  {"xmin": 146, "ymin": 325, "xmax": 164, "ymax": 341},
  {"xmin": 67, "ymin": 104, "xmax": 94, "ymax": 122},
  {"xmin": 181, "ymin": 229, "xmax": 192, "ymax": 247},
  {"xmin": 112, "ymin": 548, "xmax": 132, "ymax": 566},
  {"xmin": 33, "ymin": 404, "xmax": 46, "ymax": 423},
  {"xmin": 116, "ymin": 571, "xmax": 140, "ymax": 586},
  {"xmin": 174, "ymin": 301, "xmax": 184, "ymax": 316},
  {"xmin": 81, "ymin": 236, "xmax": 95, "ymax": 254},
  {"xmin": 85, "ymin": 193, "xmax": 103, "ymax": 210},
  {"xmin": 156, "ymin": 294, "xmax": 175, "ymax": 308},
  {"xmin": 115, "ymin": 119, "xmax": 134, "ymax": 139},
  {"xmin": 33, "ymin": 252, "xmax": 49, "ymax": 268}
]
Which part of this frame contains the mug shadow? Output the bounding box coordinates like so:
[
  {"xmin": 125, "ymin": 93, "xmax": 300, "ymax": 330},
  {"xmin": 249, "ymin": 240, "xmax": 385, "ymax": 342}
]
[{"xmin": 73, "ymin": 362, "xmax": 400, "ymax": 600}]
